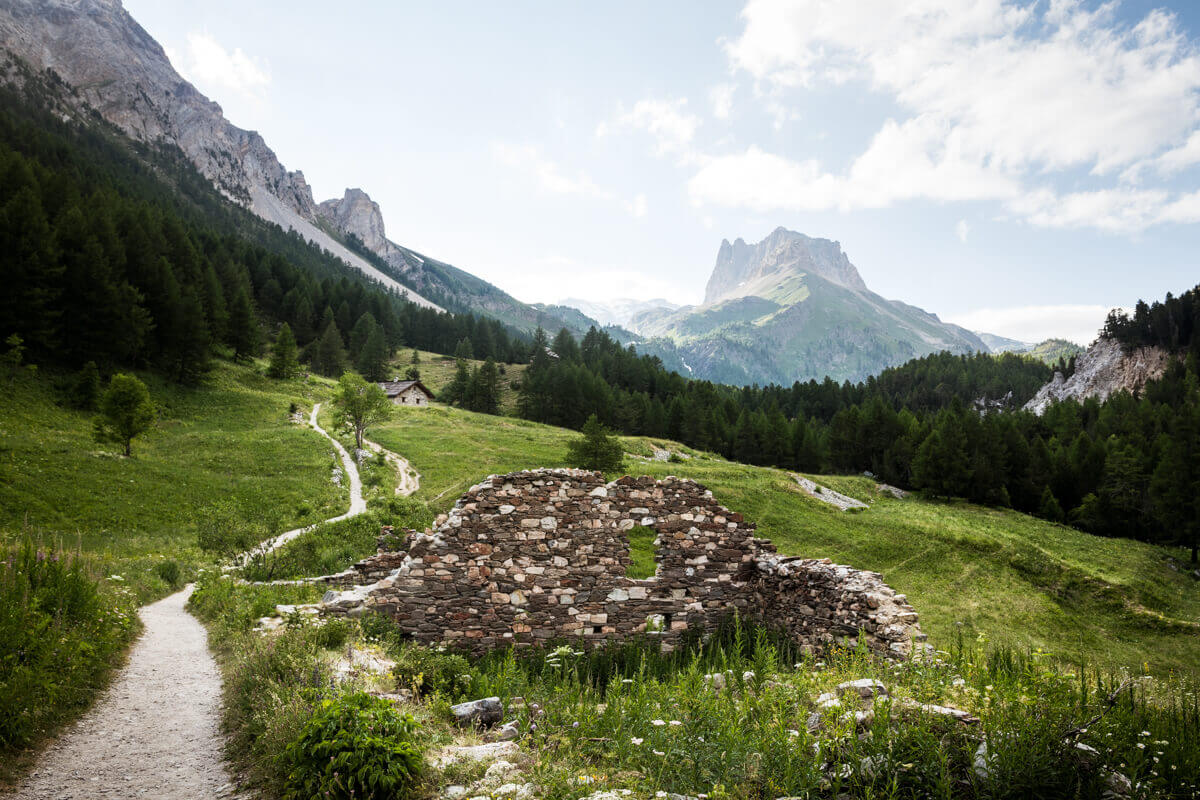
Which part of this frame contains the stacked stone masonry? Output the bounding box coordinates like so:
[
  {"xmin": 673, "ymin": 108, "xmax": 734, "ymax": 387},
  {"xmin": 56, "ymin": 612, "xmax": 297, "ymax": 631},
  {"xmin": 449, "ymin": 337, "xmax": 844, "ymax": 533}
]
[{"xmin": 325, "ymin": 469, "xmax": 924, "ymax": 659}]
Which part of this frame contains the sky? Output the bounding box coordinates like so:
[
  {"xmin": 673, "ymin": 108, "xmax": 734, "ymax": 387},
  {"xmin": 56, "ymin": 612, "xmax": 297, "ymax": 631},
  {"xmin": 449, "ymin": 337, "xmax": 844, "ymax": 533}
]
[{"xmin": 123, "ymin": 0, "xmax": 1200, "ymax": 345}]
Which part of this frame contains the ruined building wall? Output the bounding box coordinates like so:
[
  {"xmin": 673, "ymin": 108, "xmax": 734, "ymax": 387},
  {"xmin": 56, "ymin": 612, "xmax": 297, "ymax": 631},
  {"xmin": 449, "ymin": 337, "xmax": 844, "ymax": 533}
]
[{"xmin": 325, "ymin": 469, "xmax": 924, "ymax": 659}]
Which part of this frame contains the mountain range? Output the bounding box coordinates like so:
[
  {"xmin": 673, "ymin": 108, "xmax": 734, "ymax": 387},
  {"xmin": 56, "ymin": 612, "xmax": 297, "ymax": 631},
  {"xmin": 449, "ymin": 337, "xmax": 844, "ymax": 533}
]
[
  {"xmin": 597, "ymin": 228, "xmax": 990, "ymax": 385},
  {"xmin": 0, "ymin": 0, "xmax": 590, "ymax": 338},
  {"xmin": 0, "ymin": 0, "xmax": 1060, "ymax": 386}
]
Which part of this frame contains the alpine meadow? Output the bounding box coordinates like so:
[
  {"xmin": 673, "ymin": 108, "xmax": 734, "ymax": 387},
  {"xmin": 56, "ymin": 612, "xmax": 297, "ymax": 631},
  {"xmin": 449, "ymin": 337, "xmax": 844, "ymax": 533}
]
[{"xmin": 2, "ymin": 2, "xmax": 1200, "ymax": 800}]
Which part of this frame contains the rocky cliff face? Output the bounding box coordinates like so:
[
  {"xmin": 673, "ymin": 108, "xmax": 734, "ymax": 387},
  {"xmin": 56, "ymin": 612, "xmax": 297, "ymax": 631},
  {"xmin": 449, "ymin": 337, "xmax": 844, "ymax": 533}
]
[
  {"xmin": 1024, "ymin": 337, "xmax": 1173, "ymax": 414},
  {"xmin": 0, "ymin": 0, "xmax": 444, "ymax": 308},
  {"xmin": 704, "ymin": 227, "xmax": 868, "ymax": 305},
  {"xmin": 318, "ymin": 189, "xmax": 390, "ymax": 255},
  {"xmin": 0, "ymin": 0, "xmax": 315, "ymax": 213}
]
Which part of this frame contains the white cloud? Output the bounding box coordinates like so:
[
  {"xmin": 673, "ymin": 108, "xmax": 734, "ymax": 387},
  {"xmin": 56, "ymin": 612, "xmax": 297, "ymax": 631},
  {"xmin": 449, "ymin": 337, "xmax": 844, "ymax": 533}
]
[
  {"xmin": 945, "ymin": 304, "xmax": 1116, "ymax": 346},
  {"xmin": 492, "ymin": 142, "xmax": 645, "ymax": 218},
  {"xmin": 170, "ymin": 32, "xmax": 270, "ymax": 99},
  {"xmin": 709, "ymin": 83, "xmax": 736, "ymax": 120},
  {"xmin": 627, "ymin": 193, "xmax": 648, "ymax": 219},
  {"xmin": 956, "ymin": 219, "xmax": 969, "ymax": 243},
  {"xmin": 707, "ymin": 1, "xmax": 1200, "ymax": 232},
  {"xmin": 600, "ymin": 98, "xmax": 701, "ymax": 164}
]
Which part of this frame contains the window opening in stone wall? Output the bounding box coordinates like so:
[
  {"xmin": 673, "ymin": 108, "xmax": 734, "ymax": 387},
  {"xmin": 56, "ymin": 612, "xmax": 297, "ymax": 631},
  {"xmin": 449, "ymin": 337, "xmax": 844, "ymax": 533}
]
[{"xmin": 626, "ymin": 525, "xmax": 658, "ymax": 579}]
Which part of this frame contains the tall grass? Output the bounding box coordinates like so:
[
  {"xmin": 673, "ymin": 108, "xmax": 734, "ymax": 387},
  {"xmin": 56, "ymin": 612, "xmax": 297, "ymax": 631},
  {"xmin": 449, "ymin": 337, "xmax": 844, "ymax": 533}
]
[{"xmin": 0, "ymin": 540, "xmax": 138, "ymax": 763}]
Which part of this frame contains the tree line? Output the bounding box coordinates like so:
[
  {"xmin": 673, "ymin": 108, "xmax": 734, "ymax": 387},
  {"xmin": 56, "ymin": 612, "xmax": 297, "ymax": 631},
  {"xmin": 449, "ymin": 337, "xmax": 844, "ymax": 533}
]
[
  {"xmin": 0, "ymin": 79, "xmax": 531, "ymax": 385},
  {"xmin": 514, "ymin": 326, "xmax": 1198, "ymax": 561}
]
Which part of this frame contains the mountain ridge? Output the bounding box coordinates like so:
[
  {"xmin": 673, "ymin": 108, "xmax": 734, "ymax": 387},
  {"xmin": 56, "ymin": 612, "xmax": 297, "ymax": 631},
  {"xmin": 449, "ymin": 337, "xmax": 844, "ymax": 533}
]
[{"xmin": 617, "ymin": 228, "xmax": 988, "ymax": 386}]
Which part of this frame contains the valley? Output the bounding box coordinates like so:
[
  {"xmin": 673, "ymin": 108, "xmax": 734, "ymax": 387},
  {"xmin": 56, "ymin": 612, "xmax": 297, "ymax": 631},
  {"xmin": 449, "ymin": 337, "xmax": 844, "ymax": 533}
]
[{"xmin": 2, "ymin": 0, "xmax": 1200, "ymax": 797}]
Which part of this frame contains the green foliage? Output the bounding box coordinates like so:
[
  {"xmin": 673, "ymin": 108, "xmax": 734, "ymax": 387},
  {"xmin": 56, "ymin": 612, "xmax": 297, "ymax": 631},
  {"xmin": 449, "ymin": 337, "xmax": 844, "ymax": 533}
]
[
  {"xmin": 92, "ymin": 373, "xmax": 155, "ymax": 457},
  {"xmin": 566, "ymin": 414, "xmax": 625, "ymax": 473},
  {"xmin": 68, "ymin": 360, "xmax": 102, "ymax": 410},
  {"xmin": 196, "ymin": 500, "xmax": 278, "ymax": 558},
  {"xmin": 332, "ymin": 371, "xmax": 391, "ymax": 450},
  {"xmin": 0, "ymin": 541, "xmax": 137, "ymax": 753},
  {"xmin": 267, "ymin": 323, "xmax": 300, "ymax": 379},
  {"xmin": 356, "ymin": 321, "xmax": 391, "ymax": 383},
  {"xmin": 281, "ymin": 692, "xmax": 422, "ymax": 800},
  {"xmin": 153, "ymin": 558, "xmax": 182, "ymax": 590},
  {"xmin": 390, "ymin": 644, "xmax": 474, "ymax": 701},
  {"xmin": 626, "ymin": 525, "xmax": 657, "ymax": 579},
  {"xmin": 466, "ymin": 630, "xmax": 1200, "ymax": 800}
]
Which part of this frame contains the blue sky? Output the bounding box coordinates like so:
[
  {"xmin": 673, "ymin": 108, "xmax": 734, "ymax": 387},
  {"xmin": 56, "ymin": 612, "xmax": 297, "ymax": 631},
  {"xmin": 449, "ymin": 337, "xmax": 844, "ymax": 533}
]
[{"xmin": 124, "ymin": 0, "xmax": 1200, "ymax": 344}]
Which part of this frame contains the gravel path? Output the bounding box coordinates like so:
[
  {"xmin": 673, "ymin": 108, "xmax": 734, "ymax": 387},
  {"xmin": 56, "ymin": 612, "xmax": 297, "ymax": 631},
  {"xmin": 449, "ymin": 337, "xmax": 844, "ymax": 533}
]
[
  {"xmin": 10, "ymin": 401, "xmax": 381, "ymax": 797},
  {"xmin": 10, "ymin": 588, "xmax": 235, "ymax": 800},
  {"xmin": 364, "ymin": 436, "xmax": 420, "ymax": 496},
  {"xmin": 254, "ymin": 402, "xmax": 366, "ymax": 556}
]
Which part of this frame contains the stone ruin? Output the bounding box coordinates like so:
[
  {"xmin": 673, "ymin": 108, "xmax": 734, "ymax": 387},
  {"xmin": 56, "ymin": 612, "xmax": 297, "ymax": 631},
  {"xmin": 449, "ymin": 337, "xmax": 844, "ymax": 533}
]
[{"xmin": 322, "ymin": 469, "xmax": 925, "ymax": 659}]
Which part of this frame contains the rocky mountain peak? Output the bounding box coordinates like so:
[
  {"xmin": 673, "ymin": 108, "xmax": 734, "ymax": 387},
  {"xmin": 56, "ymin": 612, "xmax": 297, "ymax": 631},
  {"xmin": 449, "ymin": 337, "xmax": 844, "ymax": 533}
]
[
  {"xmin": 703, "ymin": 227, "xmax": 868, "ymax": 306},
  {"xmin": 317, "ymin": 188, "xmax": 389, "ymax": 254}
]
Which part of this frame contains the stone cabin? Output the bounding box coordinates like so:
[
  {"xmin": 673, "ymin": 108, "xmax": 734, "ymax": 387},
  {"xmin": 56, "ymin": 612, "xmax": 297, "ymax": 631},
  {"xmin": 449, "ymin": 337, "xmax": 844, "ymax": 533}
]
[
  {"xmin": 324, "ymin": 469, "xmax": 925, "ymax": 660},
  {"xmin": 378, "ymin": 379, "xmax": 434, "ymax": 406}
]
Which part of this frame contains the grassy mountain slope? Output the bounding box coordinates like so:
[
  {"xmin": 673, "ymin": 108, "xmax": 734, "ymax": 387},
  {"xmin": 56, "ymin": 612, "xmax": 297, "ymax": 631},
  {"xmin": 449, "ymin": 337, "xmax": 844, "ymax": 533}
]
[
  {"xmin": 631, "ymin": 273, "xmax": 987, "ymax": 386},
  {"xmin": 0, "ymin": 362, "xmax": 345, "ymax": 596},
  {"xmin": 366, "ymin": 403, "xmax": 1200, "ymax": 674},
  {"xmin": 1029, "ymin": 337, "xmax": 1087, "ymax": 364}
]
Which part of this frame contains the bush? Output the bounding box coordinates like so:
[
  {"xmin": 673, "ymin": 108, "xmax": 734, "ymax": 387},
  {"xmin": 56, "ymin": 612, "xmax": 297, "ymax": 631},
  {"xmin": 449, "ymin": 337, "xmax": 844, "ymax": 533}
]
[
  {"xmin": 154, "ymin": 559, "xmax": 182, "ymax": 589},
  {"xmin": 280, "ymin": 692, "xmax": 422, "ymax": 800},
  {"xmin": 313, "ymin": 618, "xmax": 355, "ymax": 650},
  {"xmin": 0, "ymin": 541, "xmax": 137, "ymax": 751},
  {"xmin": 391, "ymin": 644, "xmax": 474, "ymax": 700}
]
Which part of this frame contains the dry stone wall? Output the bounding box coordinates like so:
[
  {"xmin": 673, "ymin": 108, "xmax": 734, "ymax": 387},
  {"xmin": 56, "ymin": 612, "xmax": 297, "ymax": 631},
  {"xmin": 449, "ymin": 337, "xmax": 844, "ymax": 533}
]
[{"xmin": 326, "ymin": 469, "xmax": 924, "ymax": 659}]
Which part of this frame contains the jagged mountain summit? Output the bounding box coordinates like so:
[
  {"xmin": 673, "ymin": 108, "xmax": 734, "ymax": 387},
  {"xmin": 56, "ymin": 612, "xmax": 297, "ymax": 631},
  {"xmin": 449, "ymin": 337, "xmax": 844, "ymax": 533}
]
[
  {"xmin": 621, "ymin": 228, "xmax": 988, "ymax": 386},
  {"xmin": 705, "ymin": 227, "xmax": 868, "ymax": 305},
  {"xmin": 0, "ymin": 0, "xmax": 592, "ymax": 335}
]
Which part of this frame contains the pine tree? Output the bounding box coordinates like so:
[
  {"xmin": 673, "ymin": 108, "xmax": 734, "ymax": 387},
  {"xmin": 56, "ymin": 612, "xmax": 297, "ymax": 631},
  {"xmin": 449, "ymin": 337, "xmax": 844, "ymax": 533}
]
[
  {"xmin": 313, "ymin": 322, "xmax": 347, "ymax": 377},
  {"xmin": 454, "ymin": 338, "xmax": 474, "ymax": 360},
  {"xmin": 70, "ymin": 361, "xmax": 102, "ymax": 410},
  {"xmin": 357, "ymin": 322, "xmax": 391, "ymax": 382},
  {"xmin": 470, "ymin": 358, "xmax": 501, "ymax": 414},
  {"xmin": 267, "ymin": 323, "xmax": 299, "ymax": 379},
  {"xmin": 227, "ymin": 287, "xmax": 260, "ymax": 362},
  {"xmin": 566, "ymin": 414, "xmax": 625, "ymax": 473},
  {"xmin": 1037, "ymin": 486, "xmax": 1066, "ymax": 523},
  {"xmin": 349, "ymin": 312, "xmax": 378, "ymax": 361},
  {"xmin": 442, "ymin": 357, "xmax": 472, "ymax": 406}
]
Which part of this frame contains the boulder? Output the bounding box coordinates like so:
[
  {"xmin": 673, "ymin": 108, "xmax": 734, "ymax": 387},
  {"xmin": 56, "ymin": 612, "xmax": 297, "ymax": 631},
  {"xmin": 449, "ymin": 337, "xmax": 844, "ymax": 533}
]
[
  {"xmin": 836, "ymin": 679, "xmax": 889, "ymax": 700},
  {"xmin": 451, "ymin": 696, "xmax": 503, "ymax": 728}
]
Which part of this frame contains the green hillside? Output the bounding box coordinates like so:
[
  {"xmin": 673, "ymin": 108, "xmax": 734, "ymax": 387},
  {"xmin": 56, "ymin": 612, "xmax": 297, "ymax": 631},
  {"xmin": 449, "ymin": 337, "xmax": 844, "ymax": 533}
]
[
  {"xmin": 368, "ymin": 403, "xmax": 1200, "ymax": 674},
  {"xmin": 634, "ymin": 272, "xmax": 987, "ymax": 385},
  {"xmin": 0, "ymin": 362, "xmax": 346, "ymax": 599},
  {"xmin": 1029, "ymin": 337, "xmax": 1087, "ymax": 364}
]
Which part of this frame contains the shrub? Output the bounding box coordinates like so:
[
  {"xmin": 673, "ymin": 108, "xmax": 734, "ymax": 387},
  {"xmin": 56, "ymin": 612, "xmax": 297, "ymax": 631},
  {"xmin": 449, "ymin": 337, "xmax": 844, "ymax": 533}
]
[
  {"xmin": 154, "ymin": 559, "xmax": 182, "ymax": 589},
  {"xmin": 391, "ymin": 644, "xmax": 474, "ymax": 700},
  {"xmin": 313, "ymin": 618, "xmax": 355, "ymax": 650},
  {"xmin": 0, "ymin": 541, "xmax": 137, "ymax": 751},
  {"xmin": 280, "ymin": 692, "xmax": 422, "ymax": 800}
]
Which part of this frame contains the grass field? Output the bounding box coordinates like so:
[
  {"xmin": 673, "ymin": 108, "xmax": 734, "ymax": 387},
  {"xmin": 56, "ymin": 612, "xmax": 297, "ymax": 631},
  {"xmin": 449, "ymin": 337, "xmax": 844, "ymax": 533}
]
[
  {"xmin": 366, "ymin": 404, "xmax": 1200, "ymax": 675},
  {"xmin": 388, "ymin": 348, "xmax": 526, "ymax": 414},
  {"xmin": 0, "ymin": 361, "xmax": 347, "ymax": 599}
]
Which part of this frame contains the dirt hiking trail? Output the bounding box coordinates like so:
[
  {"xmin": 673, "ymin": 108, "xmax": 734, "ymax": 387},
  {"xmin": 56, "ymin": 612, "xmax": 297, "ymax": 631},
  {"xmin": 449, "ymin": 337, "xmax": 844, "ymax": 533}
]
[
  {"xmin": 10, "ymin": 589, "xmax": 234, "ymax": 799},
  {"xmin": 11, "ymin": 402, "xmax": 387, "ymax": 798}
]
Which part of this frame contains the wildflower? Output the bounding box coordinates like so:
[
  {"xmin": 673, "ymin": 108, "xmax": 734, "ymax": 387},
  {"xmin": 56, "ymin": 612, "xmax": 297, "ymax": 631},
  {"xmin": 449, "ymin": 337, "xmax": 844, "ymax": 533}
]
[
  {"xmin": 631, "ymin": 737, "xmax": 644, "ymax": 745},
  {"xmin": 1141, "ymin": 730, "xmax": 1151, "ymax": 736},
  {"xmin": 653, "ymin": 749, "xmax": 665, "ymax": 756},
  {"xmin": 572, "ymin": 721, "xmax": 580, "ymax": 728},
  {"xmin": 668, "ymin": 720, "xmax": 682, "ymax": 726},
  {"xmin": 651, "ymin": 719, "xmax": 666, "ymax": 726},
  {"xmin": 1137, "ymin": 743, "xmax": 1146, "ymax": 749},
  {"xmin": 622, "ymin": 679, "xmax": 633, "ymax": 685}
]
